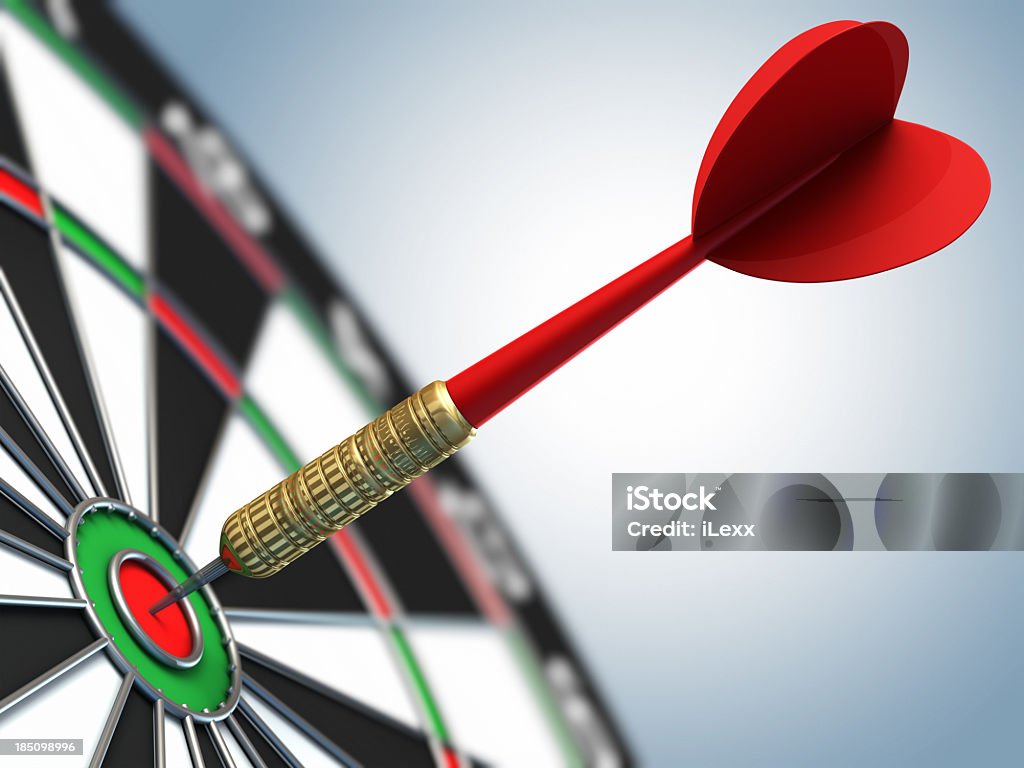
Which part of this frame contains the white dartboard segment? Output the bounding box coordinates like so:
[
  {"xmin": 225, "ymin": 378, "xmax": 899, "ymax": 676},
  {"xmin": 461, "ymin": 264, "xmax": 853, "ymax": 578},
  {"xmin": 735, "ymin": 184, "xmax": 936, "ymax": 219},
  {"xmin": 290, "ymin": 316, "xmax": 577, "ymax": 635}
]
[
  {"xmin": 0, "ymin": 14, "xmax": 149, "ymax": 272},
  {"xmin": 182, "ymin": 411, "xmax": 283, "ymax": 564},
  {"xmin": 214, "ymin": 721, "xmax": 259, "ymax": 768},
  {"xmin": 0, "ymin": 546, "xmax": 73, "ymax": 601},
  {"xmin": 55, "ymin": 248, "xmax": 149, "ymax": 513},
  {"xmin": 163, "ymin": 712, "xmax": 191, "ymax": 768},
  {"xmin": 243, "ymin": 695, "xmax": 337, "ymax": 768},
  {"xmin": 409, "ymin": 625, "xmax": 566, "ymax": 768},
  {"xmin": 0, "ymin": 273, "xmax": 93, "ymax": 497},
  {"xmin": 245, "ymin": 302, "xmax": 367, "ymax": 463},
  {"xmin": 0, "ymin": 651, "xmax": 121, "ymax": 768},
  {"xmin": 0, "ymin": 437, "xmax": 67, "ymax": 530},
  {"xmin": 230, "ymin": 619, "xmax": 420, "ymax": 730}
]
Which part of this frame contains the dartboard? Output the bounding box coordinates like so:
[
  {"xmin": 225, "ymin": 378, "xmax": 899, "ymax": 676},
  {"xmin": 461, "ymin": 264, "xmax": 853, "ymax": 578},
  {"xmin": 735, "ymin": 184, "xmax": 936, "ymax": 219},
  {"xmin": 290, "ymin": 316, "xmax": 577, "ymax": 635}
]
[{"xmin": 0, "ymin": 2, "xmax": 630, "ymax": 766}]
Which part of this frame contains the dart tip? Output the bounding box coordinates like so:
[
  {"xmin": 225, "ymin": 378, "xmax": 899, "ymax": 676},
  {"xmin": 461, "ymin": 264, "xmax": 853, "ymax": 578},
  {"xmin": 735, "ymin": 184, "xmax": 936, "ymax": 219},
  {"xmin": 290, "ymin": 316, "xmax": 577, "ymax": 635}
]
[
  {"xmin": 148, "ymin": 558, "xmax": 229, "ymax": 615},
  {"xmin": 148, "ymin": 586, "xmax": 183, "ymax": 616}
]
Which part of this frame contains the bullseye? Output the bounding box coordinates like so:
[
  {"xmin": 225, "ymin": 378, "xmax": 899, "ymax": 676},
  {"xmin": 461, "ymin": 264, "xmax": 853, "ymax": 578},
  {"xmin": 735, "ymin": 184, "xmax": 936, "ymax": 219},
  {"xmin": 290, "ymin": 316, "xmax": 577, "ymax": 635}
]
[
  {"xmin": 109, "ymin": 550, "xmax": 202, "ymax": 667},
  {"xmin": 67, "ymin": 499, "xmax": 239, "ymax": 720}
]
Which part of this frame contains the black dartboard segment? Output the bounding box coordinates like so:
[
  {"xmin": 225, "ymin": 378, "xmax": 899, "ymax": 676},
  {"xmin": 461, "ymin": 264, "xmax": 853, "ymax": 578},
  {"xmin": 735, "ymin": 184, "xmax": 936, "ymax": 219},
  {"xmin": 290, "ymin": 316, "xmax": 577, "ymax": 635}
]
[
  {"xmin": 0, "ymin": 207, "xmax": 118, "ymax": 495},
  {"xmin": 153, "ymin": 331, "xmax": 230, "ymax": 538},
  {"xmin": 0, "ymin": 386, "xmax": 77, "ymax": 505},
  {"xmin": 191, "ymin": 721, "xmax": 224, "ymax": 768},
  {"xmin": 0, "ymin": 605, "xmax": 96, "ymax": 700},
  {"xmin": 357, "ymin": 493, "xmax": 477, "ymax": 615},
  {"xmin": 239, "ymin": 643, "xmax": 432, "ymax": 743},
  {"xmin": 243, "ymin": 654, "xmax": 437, "ymax": 768},
  {"xmin": 232, "ymin": 706, "xmax": 293, "ymax": 768},
  {"xmin": 102, "ymin": 688, "xmax": 155, "ymax": 767},
  {"xmin": 214, "ymin": 536, "xmax": 365, "ymax": 614},
  {"xmin": 0, "ymin": 68, "xmax": 29, "ymax": 170},
  {"xmin": 0, "ymin": 494, "xmax": 63, "ymax": 556},
  {"xmin": 152, "ymin": 167, "xmax": 268, "ymax": 368}
]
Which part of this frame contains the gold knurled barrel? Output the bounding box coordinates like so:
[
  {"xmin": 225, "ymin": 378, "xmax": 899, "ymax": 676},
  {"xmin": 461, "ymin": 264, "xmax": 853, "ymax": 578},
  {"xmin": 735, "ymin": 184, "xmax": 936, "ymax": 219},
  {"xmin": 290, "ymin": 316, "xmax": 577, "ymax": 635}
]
[{"xmin": 219, "ymin": 381, "xmax": 475, "ymax": 578}]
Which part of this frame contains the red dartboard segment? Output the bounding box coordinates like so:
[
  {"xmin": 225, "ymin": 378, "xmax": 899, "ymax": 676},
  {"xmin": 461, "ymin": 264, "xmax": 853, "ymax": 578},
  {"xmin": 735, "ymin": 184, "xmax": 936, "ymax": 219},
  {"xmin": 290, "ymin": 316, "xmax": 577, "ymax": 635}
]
[
  {"xmin": 145, "ymin": 128, "xmax": 287, "ymax": 294},
  {"xmin": 118, "ymin": 558, "xmax": 195, "ymax": 659},
  {"xmin": 440, "ymin": 746, "xmax": 461, "ymax": 768},
  {"xmin": 0, "ymin": 165, "xmax": 42, "ymax": 217},
  {"xmin": 330, "ymin": 528, "xmax": 394, "ymax": 620},
  {"xmin": 149, "ymin": 292, "xmax": 243, "ymax": 399},
  {"xmin": 407, "ymin": 477, "xmax": 513, "ymax": 626}
]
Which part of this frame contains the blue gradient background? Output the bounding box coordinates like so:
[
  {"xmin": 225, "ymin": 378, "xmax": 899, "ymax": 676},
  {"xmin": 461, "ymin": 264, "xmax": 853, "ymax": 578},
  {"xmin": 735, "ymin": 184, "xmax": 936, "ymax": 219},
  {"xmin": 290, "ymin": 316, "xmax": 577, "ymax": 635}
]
[{"xmin": 115, "ymin": 2, "xmax": 1023, "ymax": 765}]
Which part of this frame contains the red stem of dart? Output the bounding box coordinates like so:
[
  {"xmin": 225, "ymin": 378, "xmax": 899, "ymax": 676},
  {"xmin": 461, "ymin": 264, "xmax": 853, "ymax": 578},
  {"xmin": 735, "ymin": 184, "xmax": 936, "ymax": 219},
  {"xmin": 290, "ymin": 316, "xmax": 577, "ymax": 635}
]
[
  {"xmin": 445, "ymin": 149, "xmax": 847, "ymax": 428},
  {"xmin": 446, "ymin": 236, "xmax": 708, "ymax": 427}
]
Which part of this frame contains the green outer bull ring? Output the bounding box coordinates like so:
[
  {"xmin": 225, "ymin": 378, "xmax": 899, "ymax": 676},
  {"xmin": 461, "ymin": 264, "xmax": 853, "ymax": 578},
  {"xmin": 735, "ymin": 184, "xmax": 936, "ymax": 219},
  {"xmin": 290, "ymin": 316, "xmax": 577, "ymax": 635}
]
[{"xmin": 65, "ymin": 498, "xmax": 241, "ymax": 722}]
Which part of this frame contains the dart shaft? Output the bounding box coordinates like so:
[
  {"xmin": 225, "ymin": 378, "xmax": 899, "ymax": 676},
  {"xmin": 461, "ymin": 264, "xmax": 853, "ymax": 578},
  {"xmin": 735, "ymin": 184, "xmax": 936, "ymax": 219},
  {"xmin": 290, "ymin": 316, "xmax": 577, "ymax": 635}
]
[
  {"xmin": 449, "ymin": 235, "xmax": 707, "ymax": 426},
  {"xmin": 445, "ymin": 142, "xmax": 865, "ymax": 428},
  {"xmin": 216, "ymin": 163, "xmax": 837, "ymax": 581},
  {"xmin": 219, "ymin": 239, "xmax": 708, "ymax": 580},
  {"xmin": 149, "ymin": 558, "xmax": 228, "ymax": 614},
  {"xmin": 219, "ymin": 381, "xmax": 474, "ymax": 578}
]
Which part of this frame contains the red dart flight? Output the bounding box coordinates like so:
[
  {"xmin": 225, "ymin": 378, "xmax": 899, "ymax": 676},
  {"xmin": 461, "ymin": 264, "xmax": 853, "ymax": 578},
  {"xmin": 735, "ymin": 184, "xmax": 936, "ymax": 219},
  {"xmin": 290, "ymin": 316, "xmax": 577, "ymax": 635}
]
[{"xmin": 447, "ymin": 20, "xmax": 990, "ymax": 427}]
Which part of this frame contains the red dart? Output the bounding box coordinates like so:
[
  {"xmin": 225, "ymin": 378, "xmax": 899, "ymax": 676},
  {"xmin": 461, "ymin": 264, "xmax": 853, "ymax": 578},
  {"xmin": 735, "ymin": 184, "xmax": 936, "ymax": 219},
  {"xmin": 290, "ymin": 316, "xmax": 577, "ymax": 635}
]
[
  {"xmin": 168, "ymin": 20, "xmax": 993, "ymax": 604},
  {"xmin": 447, "ymin": 20, "xmax": 990, "ymax": 427}
]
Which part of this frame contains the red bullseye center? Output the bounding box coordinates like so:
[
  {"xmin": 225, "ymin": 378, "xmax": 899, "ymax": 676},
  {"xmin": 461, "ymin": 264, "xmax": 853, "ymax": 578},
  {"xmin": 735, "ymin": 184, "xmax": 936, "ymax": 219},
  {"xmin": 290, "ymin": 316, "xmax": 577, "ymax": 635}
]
[{"xmin": 118, "ymin": 559, "xmax": 195, "ymax": 659}]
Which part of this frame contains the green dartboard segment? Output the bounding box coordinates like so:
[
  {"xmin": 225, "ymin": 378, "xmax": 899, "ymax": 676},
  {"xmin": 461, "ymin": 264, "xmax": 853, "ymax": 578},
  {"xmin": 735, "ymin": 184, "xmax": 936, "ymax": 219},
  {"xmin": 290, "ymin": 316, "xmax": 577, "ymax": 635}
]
[{"xmin": 72, "ymin": 506, "xmax": 233, "ymax": 713}]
